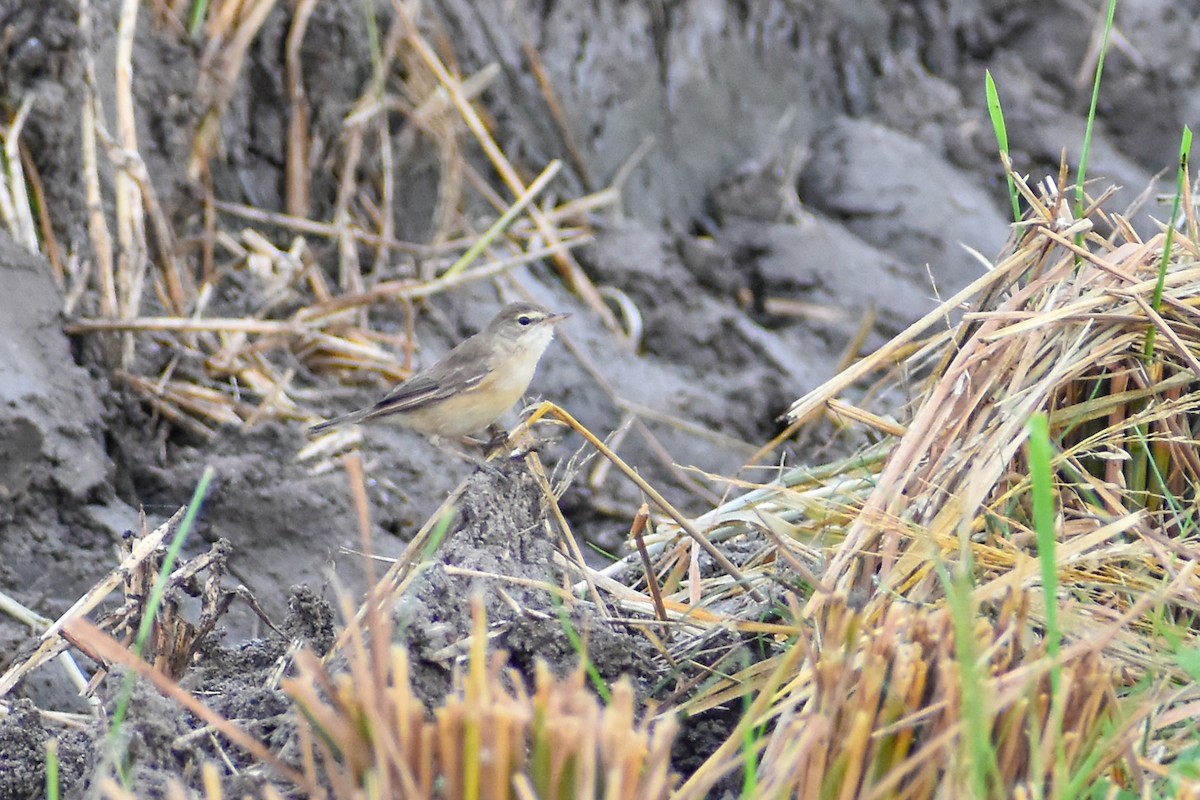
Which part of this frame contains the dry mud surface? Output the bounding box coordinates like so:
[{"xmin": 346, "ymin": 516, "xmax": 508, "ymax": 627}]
[{"xmin": 0, "ymin": 0, "xmax": 1194, "ymax": 794}]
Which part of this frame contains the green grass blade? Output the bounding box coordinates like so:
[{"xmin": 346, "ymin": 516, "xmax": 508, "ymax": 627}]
[
  {"xmin": 187, "ymin": 0, "xmax": 208, "ymax": 38},
  {"xmin": 45, "ymin": 738, "xmax": 59, "ymax": 800},
  {"xmin": 1144, "ymin": 125, "xmax": 1192, "ymax": 360},
  {"xmin": 985, "ymin": 70, "xmax": 1021, "ymax": 223},
  {"xmin": 1028, "ymin": 414, "xmax": 1061, "ymax": 694},
  {"xmin": 108, "ymin": 466, "xmax": 216, "ymax": 755},
  {"xmin": 359, "ymin": 0, "xmax": 383, "ymax": 88},
  {"xmin": 1074, "ymin": 0, "xmax": 1120, "ymax": 221},
  {"xmin": 944, "ymin": 553, "xmax": 997, "ymax": 797},
  {"xmin": 740, "ymin": 655, "xmax": 762, "ymax": 799},
  {"xmin": 1029, "ymin": 412, "xmax": 1076, "ymax": 791},
  {"xmin": 552, "ymin": 597, "xmax": 612, "ymax": 703},
  {"xmin": 420, "ymin": 508, "xmax": 456, "ymax": 562}
]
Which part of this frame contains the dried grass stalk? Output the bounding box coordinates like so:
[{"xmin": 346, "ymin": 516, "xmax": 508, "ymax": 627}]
[
  {"xmin": 284, "ymin": 596, "xmax": 678, "ymax": 799},
  {"xmin": 663, "ymin": 175, "xmax": 1200, "ymax": 796}
]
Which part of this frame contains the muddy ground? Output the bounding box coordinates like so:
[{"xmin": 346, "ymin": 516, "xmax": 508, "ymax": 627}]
[{"xmin": 0, "ymin": 0, "xmax": 1193, "ymax": 795}]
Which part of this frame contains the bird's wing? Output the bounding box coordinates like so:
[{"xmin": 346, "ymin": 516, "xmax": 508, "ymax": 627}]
[
  {"xmin": 366, "ymin": 338, "xmax": 491, "ymax": 416},
  {"xmin": 367, "ymin": 373, "xmax": 446, "ymax": 414}
]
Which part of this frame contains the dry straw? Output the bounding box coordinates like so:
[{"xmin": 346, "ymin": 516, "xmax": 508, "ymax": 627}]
[
  {"xmin": 62, "ymin": 0, "xmax": 606, "ymax": 442},
  {"xmin": 652, "ymin": 168, "xmax": 1200, "ymax": 797},
  {"xmin": 283, "ymin": 595, "xmax": 678, "ymax": 800},
  {"xmin": 52, "ymin": 168, "xmax": 1200, "ymax": 796}
]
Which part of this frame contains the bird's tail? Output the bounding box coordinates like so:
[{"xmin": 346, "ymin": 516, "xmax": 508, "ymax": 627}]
[{"xmin": 307, "ymin": 408, "xmax": 371, "ymax": 437}]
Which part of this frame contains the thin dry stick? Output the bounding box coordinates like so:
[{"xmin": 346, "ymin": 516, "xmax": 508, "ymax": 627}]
[
  {"xmin": 115, "ymin": 0, "xmax": 149, "ymax": 333},
  {"xmin": 514, "ymin": 402, "xmax": 766, "ymax": 603},
  {"xmin": 544, "ymin": 316, "xmax": 722, "ymax": 505},
  {"xmin": 19, "ymin": 142, "xmax": 64, "ymax": 287},
  {"xmin": 785, "ymin": 244, "xmax": 1041, "ymax": 425},
  {"xmin": 96, "ymin": 126, "xmax": 187, "ymax": 315},
  {"xmin": 1, "ymin": 95, "xmax": 37, "ymax": 250},
  {"xmin": 1125, "ymin": 291, "xmax": 1200, "ymax": 376},
  {"xmin": 200, "ymin": 173, "xmax": 217, "ymax": 284},
  {"xmin": 440, "ymin": 566, "xmax": 577, "ymax": 603},
  {"xmin": 743, "ymin": 415, "xmax": 806, "ymax": 471},
  {"xmin": 332, "ymin": 119, "xmax": 366, "ymax": 302},
  {"xmin": 213, "ymin": 199, "xmax": 436, "ymax": 254},
  {"xmin": 342, "ymin": 451, "xmax": 377, "ymax": 589},
  {"xmin": 522, "ymin": 42, "xmax": 593, "ymax": 191},
  {"xmin": 825, "ymin": 399, "xmax": 908, "ymax": 438},
  {"xmin": 299, "ymin": 235, "xmax": 590, "ymax": 314},
  {"xmin": 374, "ymin": 95, "xmax": 396, "ymax": 275},
  {"xmin": 66, "ymin": 313, "xmax": 303, "ymax": 334},
  {"xmin": 329, "ymin": 481, "xmax": 469, "ymax": 659},
  {"xmin": 630, "ymin": 504, "xmax": 670, "ymax": 627},
  {"xmin": 79, "ymin": 0, "xmax": 116, "ymax": 318},
  {"xmin": 751, "ymin": 508, "xmax": 833, "ymax": 595},
  {"xmin": 523, "ymin": 449, "xmax": 611, "ymax": 616},
  {"xmin": 400, "ymin": 12, "xmax": 619, "ymax": 331},
  {"xmin": 0, "ymin": 507, "xmax": 186, "ymax": 697},
  {"xmin": 440, "ymin": 160, "xmax": 562, "ymax": 279},
  {"xmin": 338, "ymin": 455, "xmax": 398, "ymax": 724},
  {"xmin": 285, "ymin": 0, "xmax": 317, "ymax": 218},
  {"xmin": 189, "ymin": 0, "xmax": 280, "ymax": 178}
]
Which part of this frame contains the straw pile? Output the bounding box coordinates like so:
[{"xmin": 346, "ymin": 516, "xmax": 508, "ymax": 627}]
[{"xmin": 638, "ymin": 171, "xmax": 1200, "ymax": 797}]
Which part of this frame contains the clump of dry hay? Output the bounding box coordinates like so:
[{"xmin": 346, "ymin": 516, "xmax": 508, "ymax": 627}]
[{"xmin": 655, "ymin": 171, "xmax": 1200, "ymax": 796}]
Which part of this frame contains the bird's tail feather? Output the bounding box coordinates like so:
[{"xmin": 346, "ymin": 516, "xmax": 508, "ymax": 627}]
[{"xmin": 307, "ymin": 408, "xmax": 370, "ymax": 436}]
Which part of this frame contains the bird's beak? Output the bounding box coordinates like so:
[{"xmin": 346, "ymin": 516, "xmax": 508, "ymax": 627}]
[{"xmin": 547, "ymin": 311, "xmax": 571, "ymax": 325}]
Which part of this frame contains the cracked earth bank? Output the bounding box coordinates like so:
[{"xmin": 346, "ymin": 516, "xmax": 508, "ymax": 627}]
[{"xmin": 0, "ymin": 0, "xmax": 1193, "ymax": 795}]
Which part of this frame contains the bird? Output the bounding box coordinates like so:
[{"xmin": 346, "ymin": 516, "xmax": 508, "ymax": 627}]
[{"xmin": 308, "ymin": 301, "xmax": 569, "ymax": 440}]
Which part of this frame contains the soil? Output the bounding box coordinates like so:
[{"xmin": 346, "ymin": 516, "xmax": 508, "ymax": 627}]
[{"xmin": 0, "ymin": 0, "xmax": 1192, "ymax": 795}]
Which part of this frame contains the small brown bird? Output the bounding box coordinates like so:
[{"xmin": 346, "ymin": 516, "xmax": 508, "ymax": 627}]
[{"xmin": 308, "ymin": 302, "xmax": 569, "ymax": 440}]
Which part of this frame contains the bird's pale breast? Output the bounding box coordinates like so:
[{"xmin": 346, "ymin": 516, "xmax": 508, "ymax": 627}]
[{"xmin": 397, "ymin": 348, "xmax": 543, "ymax": 437}]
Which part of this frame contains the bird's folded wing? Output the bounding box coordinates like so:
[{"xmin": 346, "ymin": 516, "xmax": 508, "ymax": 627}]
[{"xmin": 369, "ymin": 362, "xmax": 488, "ymax": 414}]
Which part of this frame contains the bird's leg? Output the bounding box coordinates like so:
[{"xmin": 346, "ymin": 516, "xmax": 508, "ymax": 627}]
[
  {"xmin": 426, "ymin": 434, "xmax": 479, "ymax": 464},
  {"xmin": 427, "ymin": 434, "xmax": 506, "ymax": 476},
  {"xmin": 482, "ymin": 423, "xmax": 510, "ymax": 457},
  {"xmin": 487, "ymin": 421, "xmax": 546, "ymax": 461}
]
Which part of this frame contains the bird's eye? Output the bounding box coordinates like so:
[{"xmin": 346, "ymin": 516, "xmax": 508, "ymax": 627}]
[{"xmin": 517, "ymin": 315, "xmax": 533, "ymax": 326}]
